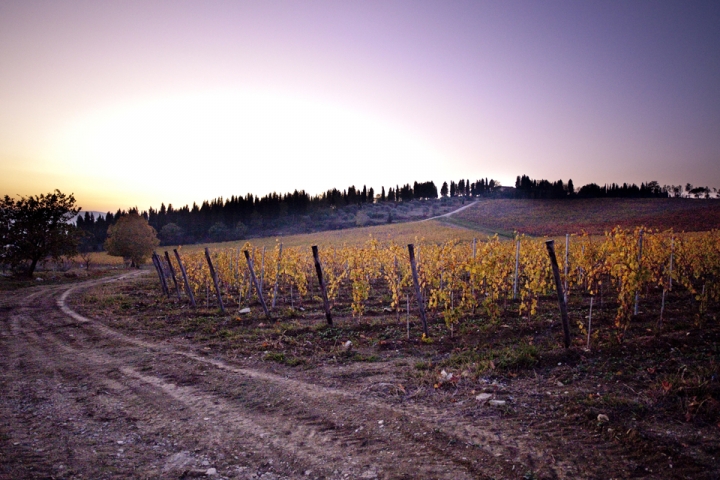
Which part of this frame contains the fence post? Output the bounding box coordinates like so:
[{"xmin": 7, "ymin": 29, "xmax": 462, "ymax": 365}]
[
  {"xmin": 164, "ymin": 251, "xmax": 181, "ymax": 300},
  {"xmin": 204, "ymin": 247, "xmax": 225, "ymax": 313},
  {"xmin": 152, "ymin": 253, "xmax": 170, "ymax": 297},
  {"xmin": 545, "ymin": 240, "xmax": 571, "ymax": 349},
  {"xmin": 272, "ymin": 243, "xmax": 283, "ymax": 309},
  {"xmin": 408, "ymin": 244, "xmax": 429, "ymax": 337},
  {"xmin": 564, "ymin": 234, "xmax": 570, "ymax": 304},
  {"xmin": 311, "ymin": 245, "xmax": 333, "ymax": 326},
  {"xmin": 634, "ymin": 230, "xmax": 643, "ymax": 315},
  {"xmin": 260, "ymin": 246, "xmax": 266, "ymax": 292},
  {"xmin": 513, "ymin": 239, "xmax": 520, "ymax": 300},
  {"xmin": 173, "ymin": 249, "xmax": 196, "ymax": 307},
  {"xmin": 244, "ymin": 250, "xmax": 271, "ymax": 320},
  {"xmin": 669, "ymin": 235, "xmax": 674, "ymax": 291}
]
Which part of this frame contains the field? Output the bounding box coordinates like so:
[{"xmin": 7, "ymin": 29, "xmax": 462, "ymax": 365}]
[
  {"xmin": 1, "ymin": 198, "xmax": 719, "ymax": 479},
  {"xmin": 447, "ymin": 198, "xmax": 720, "ymax": 236}
]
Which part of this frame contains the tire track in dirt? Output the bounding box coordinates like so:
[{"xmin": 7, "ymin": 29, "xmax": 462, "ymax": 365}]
[
  {"xmin": 52, "ymin": 292, "xmax": 495, "ymax": 477},
  {"xmin": 1, "ymin": 274, "xmax": 638, "ymax": 479},
  {"xmin": 0, "ymin": 276, "xmax": 500, "ymax": 478},
  {"xmin": 56, "ymin": 280, "xmax": 565, "ymax": 477},
  {"xmin": 61, "ymin": 275, "xmax": 634, "ymax": 479},
  {"xmin": 2, "ymin": 280, "xmax": 307, "ymax": 478}
]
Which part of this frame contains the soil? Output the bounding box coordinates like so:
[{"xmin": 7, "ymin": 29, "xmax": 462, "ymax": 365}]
[{"xmin": 1, "ymin": 271, "xmax": 719, "ymax": 479}]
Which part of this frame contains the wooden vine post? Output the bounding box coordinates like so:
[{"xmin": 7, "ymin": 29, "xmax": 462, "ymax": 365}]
[
  {"xmin": 272, "ymin": 243, "xmax": 283, "ymax": 309},
  {"xmin": 244, "ymin": 250, "xmax": 271, "ymax": 320},
  {"xmin": 311, "ymin": 245, "xmax": 333, "ymax": 326},
  {"xmin": 173, "ymin": 249, "xmax": 196, "ymax": 307},
  {"xmin": 513, "ymin": 239, "xmax": 520, "ymax": 300},
  {"xmin": 669, "ymin": 235, "xmax": 674, "ymax": 291},
  {"xmin": 259, "ymin": 246, "xmax": 266, "ymax": 291},
  {"xmin": 408, "ymin": 244, "xmax": 429, "ymax": 337},
  {"xmin": 545, "ymin": 240, "xmax": 571, "ymax": 348},
  {"xmin": 204, "ymin": 247, "xmax": 225, "ymax": 313},
  {"xmin": 564, "ymin": 234, "xmax": 570, "ymax": 304},
  {"xmin": 151, "ymin": 252, "xmax": 170, "ymax": 297},
  {"xmin": 634, "ymin": 229, "xmax": 643, "ymax": 315},
  {"xmin": 164, "ymin": 251, "xmax": 181, "ymax": 300}
]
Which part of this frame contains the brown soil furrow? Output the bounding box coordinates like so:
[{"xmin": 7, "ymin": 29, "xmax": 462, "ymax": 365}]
[
  {"xmin": 3, "ymin": 273, "xmax": 695, "ymax": 479},
  {"xmin": 56, "ymin": 286, "xmax": 559, "ymax": 478},
  {"xmin": 60, "ymin": 277, "xmax": 631, "ymax": 478},
  {"xmin": 1, "ymin": 277, "xmax": 497, "ymax": 478}
]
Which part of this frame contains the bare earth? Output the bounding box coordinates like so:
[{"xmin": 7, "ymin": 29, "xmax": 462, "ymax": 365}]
[{"xmin": 1, "ymin": 273, "xmax": 716, "ymax": 479}]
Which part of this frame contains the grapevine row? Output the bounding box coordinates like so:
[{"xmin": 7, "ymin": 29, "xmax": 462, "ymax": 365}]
[{"xmin": 158, "ymin": 228, "xmax": 719, "ymax": 339}]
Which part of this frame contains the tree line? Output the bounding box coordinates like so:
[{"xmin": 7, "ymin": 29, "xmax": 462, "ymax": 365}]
[
  {"xmin": 513, "ymin": 175, "xmax": 671, "ymax": 199},
  {"xmin": 73, "ymin": 174, "xmax": 718, "ymax": 250},
  {"xmin": 1, "ymin": 190, "xmax": 161, "ymax": 276},
  {"xmin": 76, "ymin": 178, "xmax": 501, "ymax": 249},
  {"xmin": 512, "ymin": 176, "xmax": 720, "ymax": 200},
  {"xmin": 3, "ymin": 173, "xmax": 717, "ymax": 276}
]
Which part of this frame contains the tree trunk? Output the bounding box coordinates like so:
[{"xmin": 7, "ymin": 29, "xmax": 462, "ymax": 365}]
[{"xmin": 26, "ymin": 257, "xmax": 40, "ymax": 278}]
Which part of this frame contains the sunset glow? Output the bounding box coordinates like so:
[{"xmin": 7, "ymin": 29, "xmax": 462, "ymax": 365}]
[
  {"xmin": 1, "ymin": 1, "xmax": 718, "ymax": 211},
  {"xmin": 48, "ymin": 91, "xmax": 446, "ymax": 205}
]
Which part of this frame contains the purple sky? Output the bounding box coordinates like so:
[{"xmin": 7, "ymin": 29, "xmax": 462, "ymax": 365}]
[{"xmin": 1, "ymin": 1, "xmax": 718, "ymax": 211}]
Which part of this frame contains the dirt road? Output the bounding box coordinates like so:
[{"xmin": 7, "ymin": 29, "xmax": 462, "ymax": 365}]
[
  {"xmin": 0, "ymin": 274, "xmax": 675, "ymax": 479},
  {"xmin": 421, "ymin": 200, "xmax": 478, "ymax": 222}
]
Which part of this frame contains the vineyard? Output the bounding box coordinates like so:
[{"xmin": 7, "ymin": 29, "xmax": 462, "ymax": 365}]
[
  {"xmin": 59, "ymin": 225, "xmax": 720, "ymax": 478},
  {"xmin": 156, "ymin": 227, "xmax": 720, "ymax": 344}
]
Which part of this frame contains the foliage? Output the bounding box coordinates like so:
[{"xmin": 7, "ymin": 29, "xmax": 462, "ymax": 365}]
[
  {"xmin": 171, "ymin": 228, "xmax": 720, "ymax": 343},
  {"xmin": 104, "ymin": 212, "xmax": 159, "ymax": 266},
  {"xmin": 0, "ymin": 189, "xmax": 80, "ymax": 277},
  {"xmin": 159, "ymin": 222, "xmax": 184, "ymax": 245},
  {"xmin": 234, "ymin": 221, "xmax": 248, "ymax": 239},
  {"xmin": 208, "ymin": 222, "xmax": 231, "ymax": 242}
]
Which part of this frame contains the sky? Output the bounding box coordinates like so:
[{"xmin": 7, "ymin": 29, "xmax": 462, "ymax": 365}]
[{"xmin": 1, "ymin": 0, "xmax": 719, "ymax": 212}]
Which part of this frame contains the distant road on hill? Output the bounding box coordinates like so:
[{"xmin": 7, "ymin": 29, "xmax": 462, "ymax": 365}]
[{"xmin": 421, "ymin": 199, "xmax": 479, "ymax": 221}]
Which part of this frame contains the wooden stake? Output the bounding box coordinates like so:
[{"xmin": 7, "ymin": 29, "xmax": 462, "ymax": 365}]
[
  {"xmin": 564, "ymin": 234, "xmax": 570, "ymax": 305},
  {"xmin": 243, "ymin": 250, "xmax": 271, "ymax": 319},
  {"xmin": 151, "ymin": 253, "xmax": 170, "ymax": 297},
  {"xmin": 204, "ymin": 247, "xmax": 225, "ymax": 313},
  {"xmin": 669, "ymin": 236, "xmax": 674, "ymax": 291},
  {"xmin": 587, "ymin": 296, "xmax": 593, "ymax": 350},
  {"xmin": 272, "ymin": 243, "xmax": 283, "ymax": 309},
  {"xmin": 173, "ymin": 249, "xmax": 196, "ymax": 307},
  {"xmin": 545, "ymin": 240, "xmax": 571, "ymax": 349},
  {"xmin": 471, "ymin": 238, "xmax": 476, "ymax": 310},
  {"xmin": 408, "ymin": 244, "xmax": 429, "ymax": 337},
  {"xmin": 659, "ymin": 288, "xmax": 666, "ymax": 328},
  {"xmin": 513, "ymin": 239, "xmax": 520, "ymax": 300},
  {"xmin": 259, "ymin": 246, "xmax": 266, "ymax": 293},
  {"xmin": 164, "ymin": 251, "xmax": 181, "ymax": 300},
  {"xmin": 394, "ymin": 255, "xmax": 400, "ymax": 322},
  {"xmin": 406, "ymin": 294, "xmax": 410, "ymax": 340},
  {"xmin": 634, "ymin": 230, "xmax": 643, "ymax": 315},
  {"xmin": 311, "ymin": 245, "xmax": 333, "ymax": 326}
]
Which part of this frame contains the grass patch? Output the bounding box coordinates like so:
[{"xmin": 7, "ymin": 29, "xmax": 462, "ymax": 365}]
[
  {"xmin": 441, "ymin": 342, "xmax": 539, "ymax": 373},
  {"xmin": 263, "ymin": 352, "xmax": 304, "ymax": 367}
]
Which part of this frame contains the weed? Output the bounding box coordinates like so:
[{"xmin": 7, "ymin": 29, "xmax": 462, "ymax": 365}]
[
  {"xmin": 263, "ymin": 352, "xmax": 304, "ymax": 367},
  {"xmin": 415, "ymin": 361, "xmax": 433, "ymax": 371}
]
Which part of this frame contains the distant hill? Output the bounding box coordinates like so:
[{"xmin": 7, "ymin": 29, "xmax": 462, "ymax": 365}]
[{"xmin": 446, "ymin": 198, "xmax": 720, "ymax": 236}]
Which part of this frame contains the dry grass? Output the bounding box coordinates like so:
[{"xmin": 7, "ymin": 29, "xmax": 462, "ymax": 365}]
[{"xmin": 172, "ymin": 218, "xmax": 488, "ymax": 253}]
